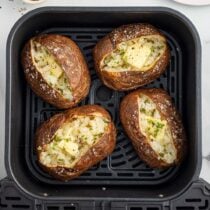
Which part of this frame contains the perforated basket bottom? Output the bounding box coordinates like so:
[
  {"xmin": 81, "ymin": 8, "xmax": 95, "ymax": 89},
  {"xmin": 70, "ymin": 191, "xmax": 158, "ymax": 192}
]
[{"xmin": 25, "ymin": 27, "xmax": 183, "ymax": 185}]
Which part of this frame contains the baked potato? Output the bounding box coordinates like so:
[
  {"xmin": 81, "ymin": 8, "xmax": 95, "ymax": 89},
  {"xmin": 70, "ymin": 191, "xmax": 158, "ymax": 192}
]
[
  {"xmin": 120, "ymin": 88, "xmax": 187, "ymax": 168},
  {"xmin": 22, "ymin": 34, "xmax": 90, "ymax": 109},
  {"xmin": 93, "ymin": 23, "xmax": 170, "ymax": 91},
  {"xmin": 35, "ymin": 105, "xmax": 116, "ymax": 181}
]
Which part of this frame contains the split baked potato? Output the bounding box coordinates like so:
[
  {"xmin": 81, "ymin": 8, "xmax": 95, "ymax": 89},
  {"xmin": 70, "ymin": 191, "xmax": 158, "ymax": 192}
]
[
  {"xmin": 22, "ymin": 34, "xmax": 90, "ymax": 109},
  {"xmin": 35, "ymin": 105, "xmax": 116, "ymax": 181},
  {"xmin": 120, "ymin": 88, "xmax": 187, "ymax": 168},
  {"xmin": 93, "ymin": 23, "xmax": 170, "ymax": 91}
]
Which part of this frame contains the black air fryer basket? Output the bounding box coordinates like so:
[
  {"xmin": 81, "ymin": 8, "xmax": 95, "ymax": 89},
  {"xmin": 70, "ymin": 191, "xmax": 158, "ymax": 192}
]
[{"xmin": 1, "ymin": 7, "xmax": 210, "ymax": 210}]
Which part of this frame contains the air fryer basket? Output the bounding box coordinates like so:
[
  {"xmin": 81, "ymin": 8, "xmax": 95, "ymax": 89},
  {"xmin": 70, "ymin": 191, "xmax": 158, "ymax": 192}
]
[
  {"xmin": 3, "ymin": 7, "xmax": 202, "ymax": 203},
  {"xmin": 25, "ymin": 27, "xmax": 182, "ymax": 186}
]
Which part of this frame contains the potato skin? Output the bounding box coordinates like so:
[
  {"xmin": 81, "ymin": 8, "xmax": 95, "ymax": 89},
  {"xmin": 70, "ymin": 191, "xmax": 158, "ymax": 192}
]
[
  {"xmin": 35, "ymin": 105, "xmax": 116, "ymax": 181},
  {"xmin": 22, "ymin": 34, "xmax": 90, "ymax": 109},
  {"xmin": 120, "ymin": 88, "xmax": 187, "ymax": 168},
  {"xmin": 93, "ymin": 24, "xmax": 170, "ymax": 91}
]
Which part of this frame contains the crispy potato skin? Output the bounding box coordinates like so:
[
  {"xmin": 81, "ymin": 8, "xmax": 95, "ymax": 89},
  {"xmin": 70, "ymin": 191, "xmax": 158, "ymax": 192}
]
[
  {"xmin": 120, "ymin": 88, "xmax": 187, "ymax": 168},
  {"xmin": 93, "ymin": 24, "xmax": 170, "ymax": 91},
  {"xmin": 35, "ymin": 105, "xmax": 116, "ymax": 181},
  {"xmin": 22, "ymin": 34, "xmax": 90, "ymax": 109}
]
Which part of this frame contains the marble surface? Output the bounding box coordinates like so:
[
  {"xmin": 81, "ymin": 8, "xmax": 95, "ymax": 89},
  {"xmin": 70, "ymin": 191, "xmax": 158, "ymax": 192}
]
[{"xmin": 0, "ymin": 0, "xmax": 210, "ymax": 183}]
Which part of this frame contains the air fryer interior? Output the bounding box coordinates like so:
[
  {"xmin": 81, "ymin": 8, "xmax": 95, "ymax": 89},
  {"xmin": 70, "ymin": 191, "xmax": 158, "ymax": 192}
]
[{"xmin": 6, "ymin": 8, "xmax": 201, "ymax": 200}]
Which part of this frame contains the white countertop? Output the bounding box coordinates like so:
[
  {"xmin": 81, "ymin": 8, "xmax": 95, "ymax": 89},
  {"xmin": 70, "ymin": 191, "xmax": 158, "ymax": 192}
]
[{"xmin": 0, "ymin": 0, "xmax": 210, "ymax": 183}]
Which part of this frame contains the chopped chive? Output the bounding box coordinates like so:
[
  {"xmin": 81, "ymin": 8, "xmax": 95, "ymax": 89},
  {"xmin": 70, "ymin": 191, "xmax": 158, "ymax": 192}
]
[{"xmin": 140, "ymin": 108, "xmax": 146, "ymax": 113}]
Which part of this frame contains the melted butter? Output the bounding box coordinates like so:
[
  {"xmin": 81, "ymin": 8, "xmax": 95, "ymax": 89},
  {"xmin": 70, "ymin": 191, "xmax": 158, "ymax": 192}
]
[
  {"xmin": 138, "ymin": 94, "xmax": 176, "ymax": 164},
  {"xmin": 102, "ymin": 35, "xmax": 166, "ymax": 72},
  {"xmin": 31, "ymin": 40, "xmax": 73, "ymax": 100},
  {"xmin": 39, "ymin": 115, "xmax": 109, "ymax": 168}
]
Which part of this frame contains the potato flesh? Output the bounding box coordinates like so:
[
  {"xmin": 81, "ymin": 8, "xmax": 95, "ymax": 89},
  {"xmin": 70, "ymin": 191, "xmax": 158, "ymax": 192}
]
[
  {"xmin": 39, "ymin": 115, "xmax": 109, "ymax": 168},
  {"xmin": 103, "ymin": 35, "xmax": 166, "ymax": 72},
  {"xmin": 31, "ymin": 41, "xmax": 73, "ymax": 100},
  {"xmin": 138, "ymin": 95, "xmax": 176, "ymax": 164}
]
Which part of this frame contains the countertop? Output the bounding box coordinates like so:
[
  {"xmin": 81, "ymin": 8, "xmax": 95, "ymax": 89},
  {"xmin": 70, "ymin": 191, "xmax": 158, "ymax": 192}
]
[{"xmin": 0, "ymin": 0, "xmax": 210, "ymax": 183}]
